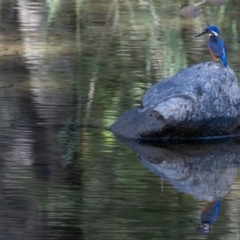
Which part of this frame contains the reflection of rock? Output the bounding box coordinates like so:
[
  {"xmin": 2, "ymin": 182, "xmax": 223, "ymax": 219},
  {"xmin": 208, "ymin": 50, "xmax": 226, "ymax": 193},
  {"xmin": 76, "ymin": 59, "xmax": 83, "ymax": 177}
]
[
  {"xmin": 180, "ymin": 0, "xmax": 206, "ymax": 18},
  {"xmin": 122, "ymin": 139, "xmax": 240, "ymax": 201},
  {"xmin": 180, "ymin": 5, "xmax": 202, "ymax": 18},
  {"xmin": 110, "ymin": 62, "xmax": 240, "ymax": 140}
]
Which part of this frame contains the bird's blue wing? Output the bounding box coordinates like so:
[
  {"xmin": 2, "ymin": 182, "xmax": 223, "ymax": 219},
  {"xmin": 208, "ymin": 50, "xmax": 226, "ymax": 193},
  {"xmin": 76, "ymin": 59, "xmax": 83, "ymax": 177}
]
[
  {"xmin": 219, "ymin": 39, "xmax": 227, "ymax": 67},
  {"xmin": 208, "ymin": 40, "xmax": 223, "ymax": 58}
]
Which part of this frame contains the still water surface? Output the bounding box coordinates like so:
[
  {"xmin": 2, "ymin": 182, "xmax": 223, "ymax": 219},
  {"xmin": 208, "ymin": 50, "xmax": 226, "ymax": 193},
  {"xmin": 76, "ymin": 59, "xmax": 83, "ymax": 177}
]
[{"xmin": 0, "ymin": 0, "xmax": 240, "ymax": 239}]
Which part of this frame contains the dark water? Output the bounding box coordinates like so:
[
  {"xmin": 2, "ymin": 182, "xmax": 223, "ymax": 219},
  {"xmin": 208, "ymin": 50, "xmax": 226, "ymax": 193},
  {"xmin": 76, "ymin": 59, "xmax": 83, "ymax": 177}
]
[{"xmin": 1, "ymin": 0, "xmax": 240, "ymax": 239}]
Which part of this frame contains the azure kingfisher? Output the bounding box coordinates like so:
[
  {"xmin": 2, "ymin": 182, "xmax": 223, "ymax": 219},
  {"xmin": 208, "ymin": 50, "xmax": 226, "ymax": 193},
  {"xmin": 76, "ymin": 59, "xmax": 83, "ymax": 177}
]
[{"xmin": 195, "ymin": 26, "xmax": 227, "ymax": 67}]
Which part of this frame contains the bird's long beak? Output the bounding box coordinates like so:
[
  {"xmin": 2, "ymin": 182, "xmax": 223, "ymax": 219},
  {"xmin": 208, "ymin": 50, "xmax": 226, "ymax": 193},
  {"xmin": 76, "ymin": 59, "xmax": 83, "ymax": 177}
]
[{"xmin": 194, "ymin": 30, "xmax": 207, "ymax": 38}]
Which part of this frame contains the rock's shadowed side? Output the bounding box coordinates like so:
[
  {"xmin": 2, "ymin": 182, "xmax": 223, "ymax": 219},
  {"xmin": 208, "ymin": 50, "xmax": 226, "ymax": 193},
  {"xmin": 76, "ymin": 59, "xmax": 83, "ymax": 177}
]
[{"xmin": 110, "ymin": 62, "xmax": 240, "ymax": 140}]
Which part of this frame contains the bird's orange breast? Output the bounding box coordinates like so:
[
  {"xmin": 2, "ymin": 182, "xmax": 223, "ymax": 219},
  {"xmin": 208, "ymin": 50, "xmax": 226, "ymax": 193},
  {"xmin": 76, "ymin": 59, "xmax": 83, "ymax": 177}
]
[{"xmin": 208, "ymin": 46, "xmax": 220, "ymax": 61}]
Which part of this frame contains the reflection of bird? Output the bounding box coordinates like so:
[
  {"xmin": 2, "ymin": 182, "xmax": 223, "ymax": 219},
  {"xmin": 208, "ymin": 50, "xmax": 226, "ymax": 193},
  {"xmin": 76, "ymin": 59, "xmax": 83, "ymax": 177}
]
[
  {"xmin": 195, "ymin": 26, "xmax": 227, "ymax": 67},
  {"xmin": 196, "ymin": 200, "xmax": 221, "ymax": 234}
]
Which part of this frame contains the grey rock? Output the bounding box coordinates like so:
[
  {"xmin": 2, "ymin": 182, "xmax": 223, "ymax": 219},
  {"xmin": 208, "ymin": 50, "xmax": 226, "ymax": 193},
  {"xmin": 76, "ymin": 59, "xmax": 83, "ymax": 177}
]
[{"xmin": 110, "ymin": 62, "xmax": 240, "ymax": 140}]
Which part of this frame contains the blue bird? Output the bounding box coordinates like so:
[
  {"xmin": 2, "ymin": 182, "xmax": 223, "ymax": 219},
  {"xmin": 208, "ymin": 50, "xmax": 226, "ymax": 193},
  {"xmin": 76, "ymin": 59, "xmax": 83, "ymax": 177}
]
[
  {"xmin": 195, "ymin": 200, "xmax": 221, "ymax": 234},
  {"xmin": 195, "ymin": 26, "xmax": 227, "ymax": 67}
]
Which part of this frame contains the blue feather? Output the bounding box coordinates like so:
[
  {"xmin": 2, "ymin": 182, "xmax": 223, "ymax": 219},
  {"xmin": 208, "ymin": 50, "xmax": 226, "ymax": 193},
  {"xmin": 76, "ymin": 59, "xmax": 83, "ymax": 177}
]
[
  {"xmin": 219, "ymin": 39, "xmax": 227, "ymax": 67},
  {"xmin": 208, "ymin": 37, "xmax": 227, "ymax": 67}
]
